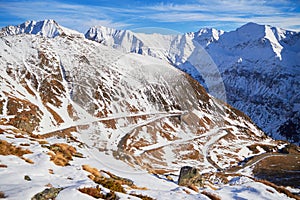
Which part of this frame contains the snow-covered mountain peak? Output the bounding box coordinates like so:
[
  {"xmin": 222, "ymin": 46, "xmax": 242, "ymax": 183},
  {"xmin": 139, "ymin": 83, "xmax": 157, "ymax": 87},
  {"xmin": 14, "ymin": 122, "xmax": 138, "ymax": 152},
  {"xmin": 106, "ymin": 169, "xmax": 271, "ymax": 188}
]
[
  {"xmin": 85, "ymin": 25, "xmax": 135, "ymax": 48},
  {"xmin": 193, "ymin": 28, "xmax": 224, "ymax": 46},
  {"xmin": 86, "ymin": 25, "xmax": 120, "ymax": 37},
  {"xmin": 237, "ymin": 22, "xmax": 265, "ymax": 35},
  {"xmin": 234, "ymin": 22, "xmax": 282, "ymax": 46},
  {"xmin": 0, "ymin": 19, "xmax": 83, "ymax": 38}
]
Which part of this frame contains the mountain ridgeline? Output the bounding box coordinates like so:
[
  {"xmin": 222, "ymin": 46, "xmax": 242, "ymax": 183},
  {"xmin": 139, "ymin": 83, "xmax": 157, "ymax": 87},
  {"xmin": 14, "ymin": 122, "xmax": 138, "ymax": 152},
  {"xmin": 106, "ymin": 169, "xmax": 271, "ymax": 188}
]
[{"xmin": 85, "ymin": 23, "xmax": 300, "ymax": 144}]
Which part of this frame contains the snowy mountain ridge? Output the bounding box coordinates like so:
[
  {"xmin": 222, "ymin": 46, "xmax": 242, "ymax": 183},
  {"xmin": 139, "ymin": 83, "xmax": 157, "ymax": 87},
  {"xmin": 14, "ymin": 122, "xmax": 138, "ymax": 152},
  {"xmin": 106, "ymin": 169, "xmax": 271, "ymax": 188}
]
[
  {"xmin": 83, "ymin": 22, "xmax": 300, "ymax": 144},
  {"xmin": 0, "ymin": 19, "xmax": 83, "ymax": 38}
]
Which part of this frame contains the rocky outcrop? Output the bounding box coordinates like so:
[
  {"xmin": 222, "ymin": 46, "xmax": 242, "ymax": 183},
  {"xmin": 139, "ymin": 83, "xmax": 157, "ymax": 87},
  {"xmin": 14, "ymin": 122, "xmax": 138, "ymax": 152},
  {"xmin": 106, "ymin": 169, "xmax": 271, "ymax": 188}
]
[
  {"xmin": 178, "ymin": 166, "xmax": 203, "ymax": 188},
  {"xmin": 31, "ymin": 188, "xmax": 63, "ymax": 200}
]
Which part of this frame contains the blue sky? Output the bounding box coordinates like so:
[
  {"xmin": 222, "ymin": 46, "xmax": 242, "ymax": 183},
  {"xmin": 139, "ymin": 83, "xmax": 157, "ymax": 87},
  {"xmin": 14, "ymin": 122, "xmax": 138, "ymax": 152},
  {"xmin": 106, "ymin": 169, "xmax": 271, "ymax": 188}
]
[{"xmin": 0, "ymin": 0, "xmax": 299, "ymax": 34}]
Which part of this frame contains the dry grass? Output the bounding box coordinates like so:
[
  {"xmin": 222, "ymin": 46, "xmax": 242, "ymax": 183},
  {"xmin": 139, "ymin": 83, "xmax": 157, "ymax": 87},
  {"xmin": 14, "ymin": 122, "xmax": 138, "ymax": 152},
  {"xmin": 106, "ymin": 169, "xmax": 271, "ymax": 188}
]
[
  {"xmin": 48, "ymin": 169, "xmax": 54, "ymax": 174},
  {"xmin": 78, "ymin": 187, "xmax": 103, "ymax": 198},
  {"xmin": 67, "ymin": 104, "xmax": 80, "ymax": 121},
  {"xmin": 201, "ymin": 191, "xmax": 221, "ymax": 200},
  {"xmin": 78, "ymin": 186, "xmax": 118, "ymax": 199},
  {"xmin": 82, "ymin": 165, "xmax": 101, "ymax": 177},
  {"xmin": 36, "ymin": 127, "xmax": 77, "ymax": 140},
  {"xmin": 93, "ymin": 176, "xmax": 126, "ymax": 193},
  {"xmin": 101, "ymin": 170, "xmax": 134, "ymax": 186},
  {"xmin": 46, "ymin": 143, "xmax": 82, "ymax": 166},
  {"xmin": 82, "ymin": 165, "xmax": 148, "ymax": 193},
  {"xmin": 0, "ymin": 139, "xmax": 33, "ymax": 163},
  {"xmin": 188, "ymin": 185, "xmax": 199, "ymax": 192},
  {"xmin": 148, "ymin": 168, "xmax": 177, "ymax": 175},
  {"xmin": 203, "ymin": 172, "xmax": 240, "ymax": 185},
  {"xmin": 82, "ymin": 165, "xmax": 125, "ymax": 193}
]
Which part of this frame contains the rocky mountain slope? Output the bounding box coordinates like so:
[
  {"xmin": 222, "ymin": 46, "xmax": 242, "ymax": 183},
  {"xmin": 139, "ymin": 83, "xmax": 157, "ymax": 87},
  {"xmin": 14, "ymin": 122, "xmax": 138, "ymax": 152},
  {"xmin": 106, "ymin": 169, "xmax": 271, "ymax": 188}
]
[
  {"xmin": 85, "ymin": 23, "xmax": 300, "ymax": 144},
  {"xmin": 0, "ymin": 20, "xmax": 299, "ymax": 199}
]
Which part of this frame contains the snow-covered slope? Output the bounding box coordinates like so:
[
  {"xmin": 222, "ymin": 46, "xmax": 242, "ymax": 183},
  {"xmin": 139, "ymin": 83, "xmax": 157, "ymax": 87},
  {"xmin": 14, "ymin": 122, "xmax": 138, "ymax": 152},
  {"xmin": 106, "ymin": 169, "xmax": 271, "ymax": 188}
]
[
  {"xmin": 0, "ymin": 32, "xmax": 276, "ymax": 172},
  {"xmin": 85, "ymin": 22, "xmax": 300, "ymax": 144}
]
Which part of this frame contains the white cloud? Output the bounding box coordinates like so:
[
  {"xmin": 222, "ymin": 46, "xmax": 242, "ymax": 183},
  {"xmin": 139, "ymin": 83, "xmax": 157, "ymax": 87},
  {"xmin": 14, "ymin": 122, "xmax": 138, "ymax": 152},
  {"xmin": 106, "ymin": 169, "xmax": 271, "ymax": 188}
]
[
  {"xmin": 144, "ymin": 0, "xmax": 300, "ymax": 31},
  {"xmin": 0, "ymin": 1, "xmax": 132, "ymax": 32},
  {"xmin": 0, "ymin": 0, "xmax": 299, "ymax": 32}
]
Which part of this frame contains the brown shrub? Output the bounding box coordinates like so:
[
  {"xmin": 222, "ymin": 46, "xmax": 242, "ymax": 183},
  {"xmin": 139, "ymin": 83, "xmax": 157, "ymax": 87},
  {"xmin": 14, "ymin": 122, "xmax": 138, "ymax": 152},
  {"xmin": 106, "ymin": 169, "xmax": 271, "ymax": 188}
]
[
  {"xmin": 101, "ymin": 170, "xmax": 134, "ymax": 186},
  {"xmin": 201, "ymin": 191, "xmax": 221, "ymax": 200},
  {"xmin": 0, "ymin": 140, "xmax": 32, "ymax": 161},
  {"xmin": 78, "ymin": 186, "xmax": 102, "ymax": 198},
  {"xmin": 46, "ymin": 143, "xmax": 81, "ymax": 166},
  {"xmin": 82, "ymin": 165, "xmax": 149, "ymax": 193},
  {"xmin": 82, "ymin": 165, "xmax": 101, "ymax": 177},
  {"xmin": 93, "ymin": 176, "xmax": 126, "ymax": 193}
]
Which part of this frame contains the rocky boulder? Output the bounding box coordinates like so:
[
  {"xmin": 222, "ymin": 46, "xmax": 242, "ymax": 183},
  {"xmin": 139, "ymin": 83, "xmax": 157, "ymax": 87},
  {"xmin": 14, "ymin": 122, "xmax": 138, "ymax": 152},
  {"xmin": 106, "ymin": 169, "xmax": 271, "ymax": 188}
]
[{"xmin": 178, "ymin": 166, "xmax": 203, "ymax": 188}]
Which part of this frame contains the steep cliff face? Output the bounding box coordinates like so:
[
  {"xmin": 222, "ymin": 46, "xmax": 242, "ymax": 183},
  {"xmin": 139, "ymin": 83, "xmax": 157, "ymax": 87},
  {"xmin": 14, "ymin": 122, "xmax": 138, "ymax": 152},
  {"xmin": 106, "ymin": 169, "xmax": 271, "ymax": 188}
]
[{"xmin": 85, "ymin": 22, "xmax": 300, "ymax": 144}]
